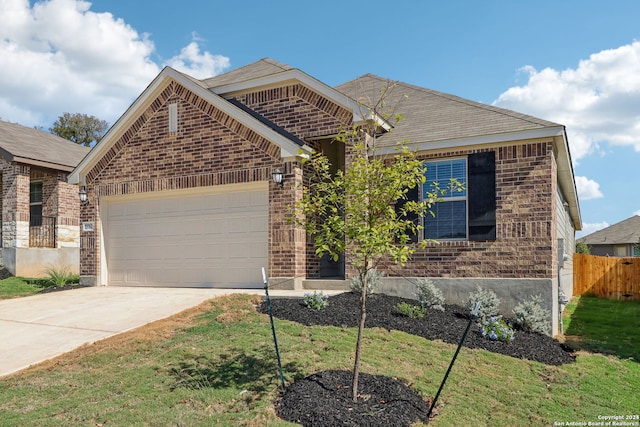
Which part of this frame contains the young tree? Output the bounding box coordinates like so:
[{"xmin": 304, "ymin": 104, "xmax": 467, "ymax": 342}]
[
  {"xmin": 50, "ymin": 112, "xmax": 108, "ymax": 146},
  {"xmin": 295, "ymin": 85, "xmax": 461, "ymax": 401}
]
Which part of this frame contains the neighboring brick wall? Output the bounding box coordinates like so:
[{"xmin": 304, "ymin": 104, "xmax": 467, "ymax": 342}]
[
  {"xmin": 378, "ymin": 140, "xmax": 556, "ymax": 280},
  {"xmin": 1, "ymin": 163, "xmax": 30, "ymax": 248},
  {"xmin": 80, "ymin": 79, "xmax": 351, "ymax": 281}
]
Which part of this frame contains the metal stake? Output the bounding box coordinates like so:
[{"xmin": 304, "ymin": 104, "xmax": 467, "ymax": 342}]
[
  {"xmin": 427, "ymin": 301, "xmax": 481, "ymax": 421},
  {"xmin": 262, "ymin": 267, "xmax": 285, "ymax": 390}
]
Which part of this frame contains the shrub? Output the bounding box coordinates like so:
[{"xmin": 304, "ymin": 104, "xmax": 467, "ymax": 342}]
[
  {"xmin": 303, "ymin": 291, "xmax": 329, "ymax": 311},
  {"xmin": 44, "ymin": 265, "xmax": 77, "ymax": 287},
  {"xmin": 512, "ymin": 295, "xmax": 550, "ymax": 335},
  {"xmin": 481, "ymin": 316, "xmax": 515, "ymax": 342},
  {"xmin": 414, "ymin": 278, "xmax": 445, "ymax": 311},
  {"xmin": 465, "ymin": 286, "xmax": 501, "ymax": 321},
  {"xmin": 349, "ymin": 268, "xmax": 383, "ymax": 294},
  {"xmin": 394, "ymin": 302, "xmax": 427, "ymax": 319}
]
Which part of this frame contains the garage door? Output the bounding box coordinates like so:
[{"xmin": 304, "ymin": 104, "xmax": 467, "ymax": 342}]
[{"xmin": 103, "ymin": 183, "xmax": 268, "ymax": 288}]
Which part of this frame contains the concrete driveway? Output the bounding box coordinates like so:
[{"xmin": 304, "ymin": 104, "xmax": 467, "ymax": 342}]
[{"xmin": 0, "ymin": 286, "xmax": 331, "ymax": 377}]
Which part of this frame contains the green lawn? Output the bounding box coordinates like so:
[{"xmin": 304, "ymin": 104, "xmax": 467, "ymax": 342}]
[
  {"xmin": 563, "ymin": 295, "xmax": 640, "ymax": 361},
  {"xmin": 0, "ymin": 294, "xmax": 638, "ymax": 426},
  {"xmin": 0, "ymin": 276, "xmax": 46, "ymax": 299}
]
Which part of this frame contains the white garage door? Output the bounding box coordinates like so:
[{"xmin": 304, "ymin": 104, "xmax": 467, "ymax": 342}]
[{"xmin": 103, "ymin": 183, "xmax": 268, "ymax": 288}]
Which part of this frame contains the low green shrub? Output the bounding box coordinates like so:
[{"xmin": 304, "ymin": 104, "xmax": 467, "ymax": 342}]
[
  {"xmin": 303, "ymin": 291, "xmax": 329, "ymax": 310},
  {"xmin": 394, "ymin": 302, "xmax": 427, "ymax": 319},
  {"xmin": 44, "ymin": 265, "xmax": 77, "ymax": 287},
  {"xmin": 513, "ymin": 295, "xmax": 550, "ymax": 335},
  {"xmin": 414, "ymin": 278, "xmax": 445, "ymax": 311},
  {"xmin": 349, "ymin": 268, "xmax": 383, "ymax": 294},
  {"xmin": 465, "ymin": 286, "xmax": 501, "ymax": 321}
]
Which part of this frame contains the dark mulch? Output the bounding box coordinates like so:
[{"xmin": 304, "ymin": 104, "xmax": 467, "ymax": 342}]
[
  {"xmin": 260, "ymin": 292, "xmax": 576, "ymax": 427},
  {"xmin": 37, "ymin": 284, "xmax": 92, "ymax": 294},
  {"xmin": 276, "ymin": 370, "xmax": 431, "ymax": 427},
  {"xmin": 262, "ymin": 292, "xmax": 575, "ymax": 366}
]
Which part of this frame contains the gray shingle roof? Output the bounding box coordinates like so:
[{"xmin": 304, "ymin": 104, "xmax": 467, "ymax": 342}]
[
  {"xmin": 579, "ymin": 215, "xmax": 640, "ymax": 245},
  {"xmin": 335, "ymin": 74, "xmax": 562, "ymax": 146},
  {"xmin": 200, "ymin": 58, "xmax": 293, "ymax": 88},
  {"xmin": 0, "ymin": 120, "xmax": 90, "ymax": 171}
]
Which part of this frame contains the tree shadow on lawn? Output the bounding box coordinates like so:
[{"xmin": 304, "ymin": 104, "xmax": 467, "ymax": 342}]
[
  {"xmin": 167, "ymin": 345, "xmax": 302, "ymax": 398},
  {"xmin": 563, "ymin": 295, "xmax": 639, "ymax": 362}
]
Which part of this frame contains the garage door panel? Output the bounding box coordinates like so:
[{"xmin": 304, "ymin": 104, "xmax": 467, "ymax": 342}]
[{"xmin": 105, "ymin": 185, "xmax": 268, "ymax": 288}]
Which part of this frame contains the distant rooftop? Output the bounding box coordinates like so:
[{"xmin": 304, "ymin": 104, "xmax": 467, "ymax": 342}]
[
  {"xmin": 0, "ymin": 120, "xmax": 90, "ymax": 171},
  {"xmin": 579, "ymin": 215, "xmax": 640, "ymax": 245}
]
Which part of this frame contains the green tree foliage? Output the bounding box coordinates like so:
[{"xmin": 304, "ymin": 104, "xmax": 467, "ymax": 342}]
[
  {"xmin": 50, "ymin": 112, "xmax": 108, "ymax": 146},
  {"xmin": 295, "ymin": 83, "xmax": 462, "ymax": 401},
  {"xmin": 576, "ymin": 242, "xmax": 590, "ymax": 254}
]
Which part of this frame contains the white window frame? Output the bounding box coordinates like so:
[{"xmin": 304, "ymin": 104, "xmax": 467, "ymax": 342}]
[{"xmin": 422, "ymin": 157, "xmax": 468, "ymax": 241}]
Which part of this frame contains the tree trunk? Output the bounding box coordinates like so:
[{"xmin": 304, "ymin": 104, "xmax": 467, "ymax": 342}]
[{"xmin": 351, "ymin": 272, "xmax": 368, "ymax": 402}]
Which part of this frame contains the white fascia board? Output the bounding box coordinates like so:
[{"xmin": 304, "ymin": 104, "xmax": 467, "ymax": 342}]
[
  {"xmin": 210, "ymin": 69, "xmax": 391, "ymax": 130},
  {"xmin": 373, "ymin": 127, "xmax": 566, "ymax": 156},
  {"xmin": 69, "ymin": 67, "xmax": 311, "ymax": 184}
]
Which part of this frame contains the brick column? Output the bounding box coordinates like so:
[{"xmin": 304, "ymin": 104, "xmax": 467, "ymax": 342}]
[{"xmin": 269, "ymin": 159, "xmax": 306, "ymax": 289}]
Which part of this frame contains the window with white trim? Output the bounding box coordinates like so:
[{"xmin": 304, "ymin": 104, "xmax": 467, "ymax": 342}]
[{"xmin": 423, "ymin": 159, "xmax": 467, "ymax": 239}]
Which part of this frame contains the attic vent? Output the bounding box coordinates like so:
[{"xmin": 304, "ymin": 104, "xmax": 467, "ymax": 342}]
[{"xmin": 168, "ymin": 103, "xmax": 178, "ymax": 133}]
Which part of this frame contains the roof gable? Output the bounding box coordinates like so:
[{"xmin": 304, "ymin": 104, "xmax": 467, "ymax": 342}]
[
  {"xmin": 69, "ymin": 66, "xmax": 313, "ymax": 185},
  {"xmin": 202, "ymin": 59, "xmax": 389, "ymax": 129},
  {"xmin": 0, "ymin": 120, "xmax": 90, "ymax": 171}
]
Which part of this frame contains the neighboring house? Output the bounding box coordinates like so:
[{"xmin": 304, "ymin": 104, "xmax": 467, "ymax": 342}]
[
  {"xmin": 0, "ymin": 120, "xmax": 90, "ymax": 276},
  {"xmin": 69, "ymin": 58, "xmax": 581, "ymax": 335},
  {"xmin": 578, "ymin": 215, "xmax": 640, "ymax": 257}
]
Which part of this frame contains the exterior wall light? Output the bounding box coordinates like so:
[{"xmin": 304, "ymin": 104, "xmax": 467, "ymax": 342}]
[
  {"xmin": 272, "ymin": 169, "xmax": 284, "ymax": 188},
  {"xmin": 79, "ymin": 185, "xmax": 88, "ymax": 203}
]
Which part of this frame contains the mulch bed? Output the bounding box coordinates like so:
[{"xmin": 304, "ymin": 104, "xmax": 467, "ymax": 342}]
[
  {"xmin": 260, "ymin": 291, "xmax": 576, "ymax": 426},
  {"xmin": 276, "ymin": 370, "xmax": 431, "ymax": 427},
  {"xmin": 37, "ymin": 284, "xmax": 92, "ymax": 294}
]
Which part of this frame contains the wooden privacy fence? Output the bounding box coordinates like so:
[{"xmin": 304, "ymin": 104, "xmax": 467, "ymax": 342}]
[{"xmin": 574, "ymin": 253, "xmax": 640, "ymax": 300}]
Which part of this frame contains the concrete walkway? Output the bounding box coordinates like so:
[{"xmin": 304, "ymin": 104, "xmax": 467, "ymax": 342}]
[{"xmin": 0, "ymin": 286, "xmax": 341, "ymax": 377}]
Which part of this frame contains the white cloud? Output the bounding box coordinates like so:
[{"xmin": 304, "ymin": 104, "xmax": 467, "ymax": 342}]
[
  {"xmin": 575, "ymin": 176, "xmax": 604, "ymax": 201},
  {"xmin": 165, "ymin": 38, "xmax": 231, "ymax": 79},
  {"xmin": 577, "ymin": 221, "xmax": 609, "ymax": 239},
  {"xmin": 0, "ymin": 0, "xmax": 229, "ymax": 128},
  {"xmin": 634, "ymin": 209, "xmax": 640, "ymax": 216},
  {"xmin": 494, "ymin": 41, "xmax": 640, "ymax": 162}
]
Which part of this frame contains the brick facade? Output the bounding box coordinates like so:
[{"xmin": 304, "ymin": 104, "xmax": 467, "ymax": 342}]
[
  {"xmin": 79, "ymin": 79, "xmax": 351, "ymax": 283},
  {"xmin": 0, "ymin": 158, "xmax": 80, "ymax": 276},
  {"xmin": 376, "ymin": 141, "xmax": 557, "ymax": 280}
]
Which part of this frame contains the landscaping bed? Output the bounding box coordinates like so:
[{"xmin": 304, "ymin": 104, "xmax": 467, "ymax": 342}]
[{"xmin": 261, "ymin": 292, "xmax": 575, "ymax": 426}]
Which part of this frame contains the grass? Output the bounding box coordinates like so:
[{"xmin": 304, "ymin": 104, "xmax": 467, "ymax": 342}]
[
  {"xmin": 0, "ymin": 294, "xmax": 638, "ymax": 426},
  {"xmin": 563, "ymin": 295, "xmax": 640, "ymax": 361},
  {"xmin": 0, "ymin": 272, "xmax": 81, "ymax": 300},
  {"xmin": 0, "ymin": 276, "xmax": 47, "ymax": 299}
]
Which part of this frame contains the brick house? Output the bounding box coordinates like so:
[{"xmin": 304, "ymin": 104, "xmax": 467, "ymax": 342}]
[
  {"xmin": 69, "ymin": 59, "xmax": 581, "ymax": 335},
  {"xmin": 0, "ymin": 120, "xmax": 90, "ymax": 276}
]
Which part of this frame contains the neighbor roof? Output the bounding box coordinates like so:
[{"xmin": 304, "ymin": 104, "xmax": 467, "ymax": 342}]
[
  {"xmin": 0, "ymin": 120, "xmax": 90, "ymax": 172},
  {"xmin": 579, "ymin": 215, "xmax": 640, "ymax": 245},
  {"xmin": 335, "ymin": 74, "xmax": 563, "ymax": 148}
]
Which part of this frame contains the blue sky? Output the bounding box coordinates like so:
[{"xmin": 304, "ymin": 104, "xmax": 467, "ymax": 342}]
[{"xmin": 2, "ymin": 0, "xmax": 640, "ymax": 237}]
